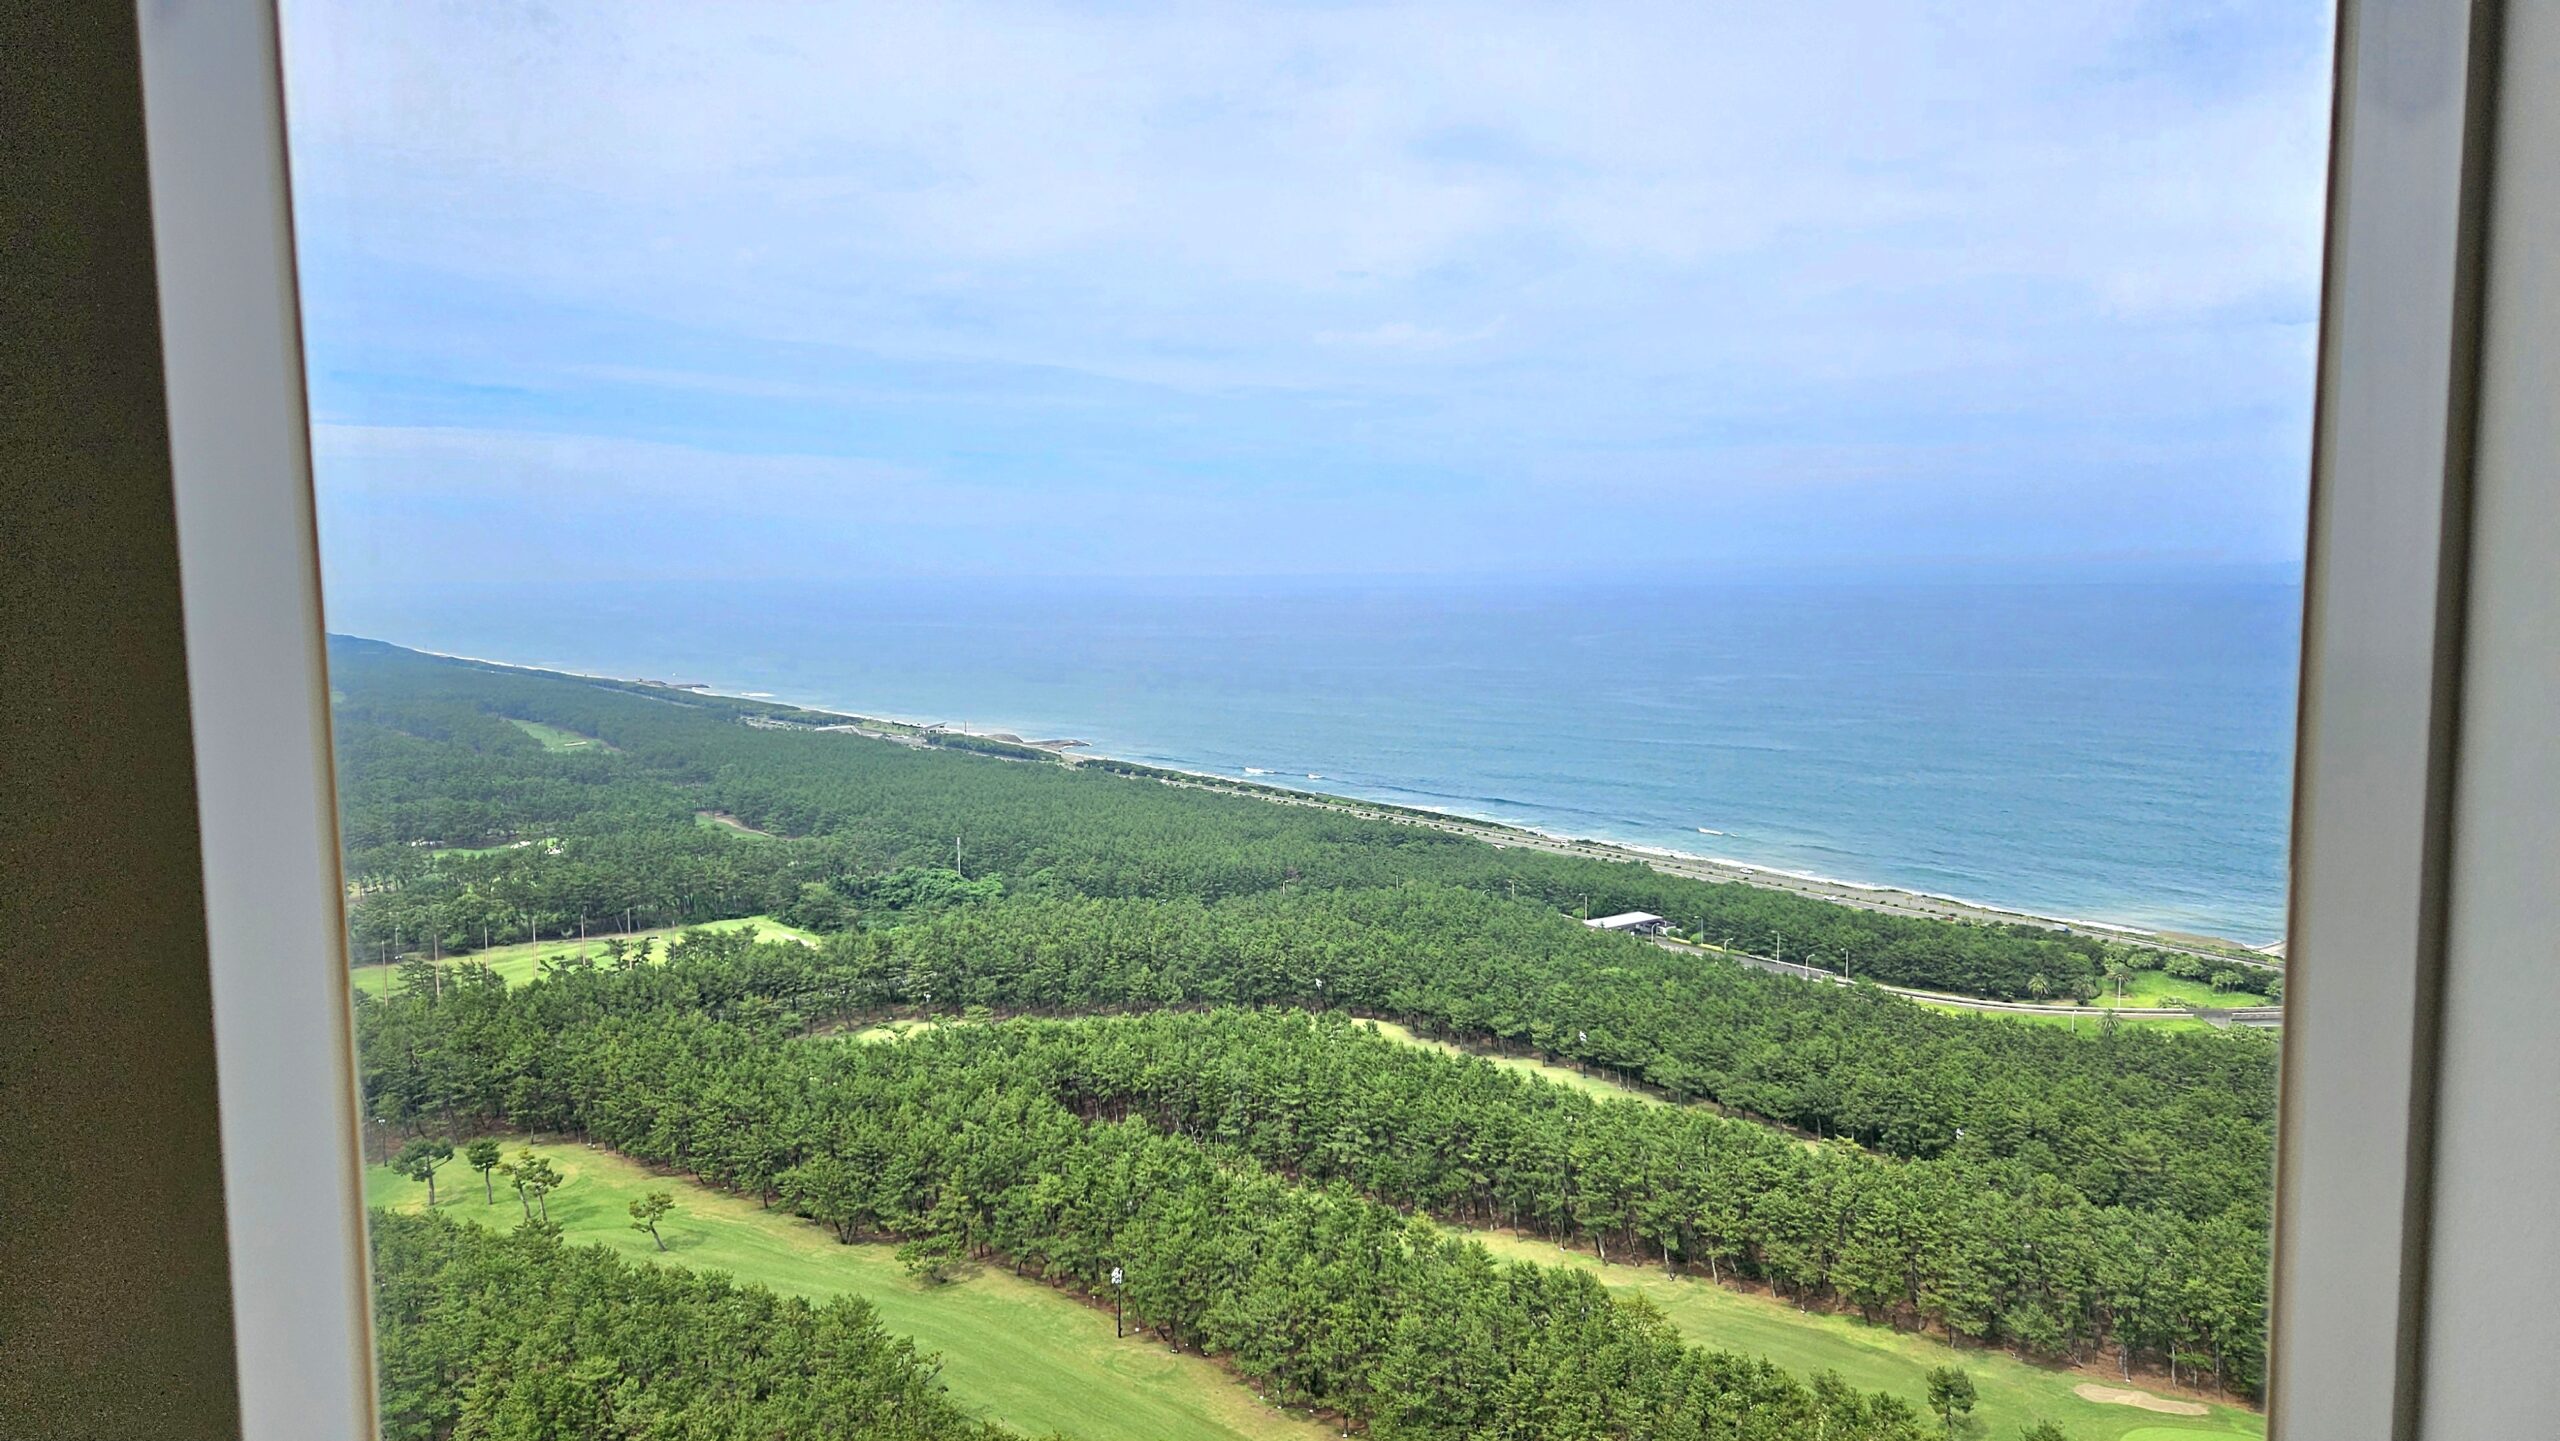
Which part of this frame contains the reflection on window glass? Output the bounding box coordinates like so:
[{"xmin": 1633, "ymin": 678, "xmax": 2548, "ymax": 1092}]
[{"xmin": 286, "ymin": 4, "xmax": 2328, "ymax": 1438}]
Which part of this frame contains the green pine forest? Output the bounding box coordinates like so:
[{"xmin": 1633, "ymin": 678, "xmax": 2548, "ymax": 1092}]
[{"xmin": 335, "ymin": 638, "xmax": 2276, "ymax": 1438}]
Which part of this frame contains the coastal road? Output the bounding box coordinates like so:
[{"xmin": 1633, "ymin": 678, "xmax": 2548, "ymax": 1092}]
[{"xmin": 1649, "ymin": 936, "xmax": 2284, "ymax": 1028}]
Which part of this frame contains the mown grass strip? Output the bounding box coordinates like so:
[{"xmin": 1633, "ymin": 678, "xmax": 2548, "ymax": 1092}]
[
  {"xmin": 350, "ymin": 914, "xmax": 822, "ymax": 997},
  {"xmin": 1360, "ymin": 1018, "xmax": 1664, "ymax": 1103},
  {"xmin": 1466, "ymin": 1230, "xmax": 2263, "ymax": 1441},
  {"xmin": 505, "ymin": 716, "xmax": 610, "ymax": 751}
]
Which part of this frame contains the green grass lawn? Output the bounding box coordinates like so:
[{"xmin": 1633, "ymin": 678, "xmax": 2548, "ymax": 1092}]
[
  {"xmin": 351, "ymin": 914, "xmax": 823, "ymax": 997},
  {"xmin": 367, "ymin": 1141, "xmax": 1329, "ymax": 1441},
  {"xmin": 2103, "ymin": 969, "xmax": 2251, "ymax": 1010},
  {"xmin": 1465, "ymin": 1230, "xmax": 2262, "ymax": 1441},
  {"xmin": 1361, "ymin": 1019, "xmax": 1663, "ymax": 1104},
  {"xmin": 506, "ymin": 717, "xmax": 611, "ymax": 751},
  {"xmin": 427, "ymin": 840, "xmax": 533, "ymax": 861}
]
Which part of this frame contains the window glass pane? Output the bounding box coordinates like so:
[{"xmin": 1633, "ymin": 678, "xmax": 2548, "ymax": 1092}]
[{"xmin": 281, "ymin": 5, "xmax": 2330, "ymax": 1438}]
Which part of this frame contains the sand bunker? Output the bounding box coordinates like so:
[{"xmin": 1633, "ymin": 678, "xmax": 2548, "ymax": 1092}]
[{"xmin": 2073, "ymin": 1383, "xmax": 2209, "ymax": 1416}]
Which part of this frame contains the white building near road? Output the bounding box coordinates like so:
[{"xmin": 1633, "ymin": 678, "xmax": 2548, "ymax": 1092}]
[{"xmin": 1584, "ymin": 911, "xmax": 1670, "ymax": 936}]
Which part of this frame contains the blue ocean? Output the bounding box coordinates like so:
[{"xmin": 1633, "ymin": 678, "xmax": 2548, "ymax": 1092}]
[{"xmin": 326, "ymin": 577, "xmax": 2301, "ymax": 943}]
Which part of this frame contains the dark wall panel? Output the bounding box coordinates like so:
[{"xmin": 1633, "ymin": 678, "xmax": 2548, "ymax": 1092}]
[{"xmin": 0, "ymin": 5, "xmax": 245, "ymax": 1438}]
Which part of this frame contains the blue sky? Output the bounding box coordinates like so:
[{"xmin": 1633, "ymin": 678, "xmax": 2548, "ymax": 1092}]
[{"xmin": 283, "ymin": 1, "xmax": 2334, "ymax": 588}]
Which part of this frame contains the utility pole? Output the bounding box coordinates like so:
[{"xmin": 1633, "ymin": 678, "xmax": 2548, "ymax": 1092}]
[{"xmin": 955, "ymin": 834, "xmax": 963, "ymax": 878}]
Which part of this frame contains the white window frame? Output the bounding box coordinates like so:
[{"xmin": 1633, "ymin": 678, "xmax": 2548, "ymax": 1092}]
[
  {"xmin": 133, "ymin": 2, "xmax": 2539, "ymax": 1438},
  {"xmin": 2269, "ymin": 0, "xmax": 2505, "ymax": 1437},
  {"xmin": 139, "ymin": 3, "xmax": 376, "ymax": 1437}
]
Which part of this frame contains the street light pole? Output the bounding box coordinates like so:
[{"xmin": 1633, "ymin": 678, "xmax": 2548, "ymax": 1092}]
[{"xmin": 1110, "ymin": 1265, "xmax": 1124, "ymax": 1337}]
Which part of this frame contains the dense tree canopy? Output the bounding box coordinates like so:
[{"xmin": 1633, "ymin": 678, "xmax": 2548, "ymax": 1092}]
[
  {"xmin": 358, "ymin": 930, "xmax": 2270, "ymax": 1397},
  {"xmin": 865, "ymin": 886, "xmax": 2277, "ymax": 1222}
]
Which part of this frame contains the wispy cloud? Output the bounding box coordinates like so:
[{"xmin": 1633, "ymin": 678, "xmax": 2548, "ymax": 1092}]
[
  {"xmin": 1314, "ymin": 320, "xmax": 1504, "ymax": 351},
  {"xmin": 283, "ymin": 0, "xmax": 2333, "ymax": 581}
]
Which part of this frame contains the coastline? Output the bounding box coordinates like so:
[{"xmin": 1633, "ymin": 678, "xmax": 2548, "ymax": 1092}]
[
  {"xmin": 401, "ymin": 640, "xmax": 2281, "ymax": 965},
  {"xmin": 1125, "ymin": 773, "xmax": 2278, "ymax": 966}
]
